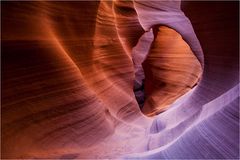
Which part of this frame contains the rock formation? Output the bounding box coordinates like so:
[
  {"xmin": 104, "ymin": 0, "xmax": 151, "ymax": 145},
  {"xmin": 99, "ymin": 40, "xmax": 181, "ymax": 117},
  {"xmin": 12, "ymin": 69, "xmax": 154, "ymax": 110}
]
[{"xmin": 1, "ymin": 1, "xmax": 239, "ymax": 159}]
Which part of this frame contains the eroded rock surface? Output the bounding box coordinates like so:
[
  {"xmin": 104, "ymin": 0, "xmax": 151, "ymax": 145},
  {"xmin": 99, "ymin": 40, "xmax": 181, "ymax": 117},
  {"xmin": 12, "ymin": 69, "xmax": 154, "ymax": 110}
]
[{"xmin": 1, "ymin": 1, "xmax": 239, "ymax": 159}]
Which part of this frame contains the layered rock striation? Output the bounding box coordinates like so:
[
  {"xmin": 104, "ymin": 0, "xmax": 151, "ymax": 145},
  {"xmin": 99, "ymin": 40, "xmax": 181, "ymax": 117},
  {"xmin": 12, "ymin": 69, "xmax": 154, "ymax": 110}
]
[{"xmin": 1, "ymin": 1, "xmax": 239, "ymax": 159}]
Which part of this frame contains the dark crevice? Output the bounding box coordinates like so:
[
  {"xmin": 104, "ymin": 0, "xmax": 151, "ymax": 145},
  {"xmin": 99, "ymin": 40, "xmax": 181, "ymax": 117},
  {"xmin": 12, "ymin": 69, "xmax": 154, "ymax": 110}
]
[{"xmin": 134, "ymin": 79, "xmax": 145, "ymax": 109}]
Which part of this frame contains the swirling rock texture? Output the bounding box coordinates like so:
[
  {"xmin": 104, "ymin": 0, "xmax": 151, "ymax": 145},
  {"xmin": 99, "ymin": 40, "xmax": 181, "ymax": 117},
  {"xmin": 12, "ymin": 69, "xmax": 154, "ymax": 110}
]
[{"xmin": 1, "ymin": 1, "xmax": 239, "ymax": 159}]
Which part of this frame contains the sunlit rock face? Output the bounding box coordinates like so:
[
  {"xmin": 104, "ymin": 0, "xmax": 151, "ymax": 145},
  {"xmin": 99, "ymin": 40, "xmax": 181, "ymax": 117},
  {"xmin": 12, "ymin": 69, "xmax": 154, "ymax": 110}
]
[
  {"xmin": 1, "ymin": 1, "xmax": 239, "ymax": 159},
  {"xmin": 142, "ymin": 26, "xmax": 202, "ymax": 115}
]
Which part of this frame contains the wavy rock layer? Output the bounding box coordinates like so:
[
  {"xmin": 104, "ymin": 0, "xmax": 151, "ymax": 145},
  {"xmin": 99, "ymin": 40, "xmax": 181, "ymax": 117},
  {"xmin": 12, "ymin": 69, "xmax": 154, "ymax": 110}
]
[
  {"xmin": 1, "ymin": 1, "xmax": 239, "ymax": 159},
  {"xmin": 142, "ymin": 26, "xmax": 202, "ymax": 115}
]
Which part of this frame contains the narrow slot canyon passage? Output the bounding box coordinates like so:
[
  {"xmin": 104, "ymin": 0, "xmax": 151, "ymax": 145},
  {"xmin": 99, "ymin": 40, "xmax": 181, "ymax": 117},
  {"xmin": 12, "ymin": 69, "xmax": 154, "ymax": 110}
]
[
  {"xmin": 1, "ymin": 1, "xmax": 239, "ymax": 159},
  {"xmin": 133, "ymin": 26, "xmax": 202, "ymax": 116}
]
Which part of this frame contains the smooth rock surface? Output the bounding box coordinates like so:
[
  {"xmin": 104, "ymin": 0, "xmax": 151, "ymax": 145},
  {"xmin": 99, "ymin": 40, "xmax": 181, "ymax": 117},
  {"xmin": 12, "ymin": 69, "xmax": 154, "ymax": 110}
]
[{"xmin": 1, "ymin": 1, "xmax": 239, "ymax": 159}]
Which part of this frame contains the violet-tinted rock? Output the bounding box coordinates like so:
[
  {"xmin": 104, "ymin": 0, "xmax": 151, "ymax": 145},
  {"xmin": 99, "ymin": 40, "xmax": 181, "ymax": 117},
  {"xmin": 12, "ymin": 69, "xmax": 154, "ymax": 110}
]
[{"xmin": 1, "ymin": 1, "xmax": 239, "ymax": 159}]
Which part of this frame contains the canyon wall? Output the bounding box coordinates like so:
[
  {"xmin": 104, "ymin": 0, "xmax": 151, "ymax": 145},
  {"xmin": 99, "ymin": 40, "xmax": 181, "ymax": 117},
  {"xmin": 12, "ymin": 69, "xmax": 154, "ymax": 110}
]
[{"xmin": 1, "ymin": 1, "xmax": 239, "ymax": 159}]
